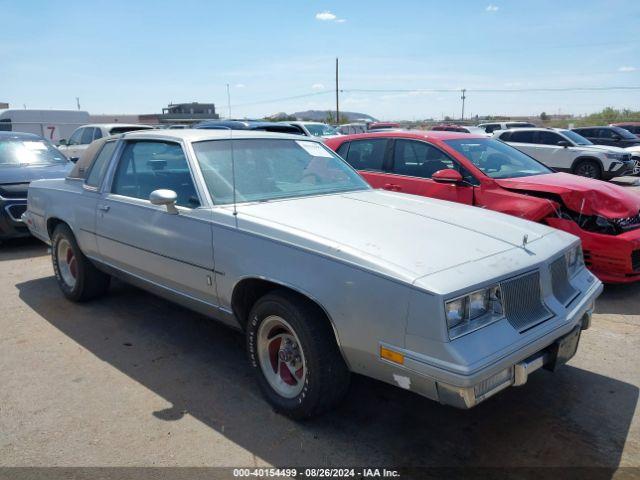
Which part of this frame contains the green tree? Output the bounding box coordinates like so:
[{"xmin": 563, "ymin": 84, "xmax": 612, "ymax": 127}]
[{"xmin": 540, "ymin": 112, "xmax": 549, "ymax": 122}]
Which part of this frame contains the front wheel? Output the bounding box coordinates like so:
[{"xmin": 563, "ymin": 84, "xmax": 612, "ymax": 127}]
[
  {"xmin": 573, "ymin": 159, "xmax": 602, "ymax": 179},
  {"xmin": 247, "ymin": 290, "xmax": 350, "ymax": 419},
  {"xmin": 51, "ymin": 224, "xmax": 110, "ymax": 302}
]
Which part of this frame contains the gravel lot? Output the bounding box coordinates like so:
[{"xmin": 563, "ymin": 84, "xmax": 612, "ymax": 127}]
[{"xmin": 0, "ymin": 237, "xmax": 638, "ymax": 470}]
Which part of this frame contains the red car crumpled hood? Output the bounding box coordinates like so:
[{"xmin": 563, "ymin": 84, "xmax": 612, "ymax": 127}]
[{"xmin": 494, "ymin": 173, "xmax": 640, "ymax": 219}]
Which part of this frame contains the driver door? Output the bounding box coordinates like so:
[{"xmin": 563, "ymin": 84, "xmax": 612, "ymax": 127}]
[
  {"xmin": 386, "ymin": 139, "xmax": 475, "ymax": 204},
  {"xmin": 96, "ymin": 139, "xmax": 217, "ymax": 305}
]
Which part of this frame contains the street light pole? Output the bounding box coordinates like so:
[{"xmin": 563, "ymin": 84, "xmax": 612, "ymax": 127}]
[
  {"xmin": 335, "ymin": 58, "xmax": 339, "ymax": 124},
  {"xmin": 460, "ymin": 89, "xmax": 466, "ymax": 121}
]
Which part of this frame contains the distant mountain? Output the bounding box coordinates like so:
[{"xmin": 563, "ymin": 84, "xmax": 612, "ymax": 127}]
[
  {"xmin": 268, "ymin": 110, "xmax": 378, "ymax": 122},
  {"xmin": 295, "ymin": 110, "xmax": 377, "ymax": 122}
]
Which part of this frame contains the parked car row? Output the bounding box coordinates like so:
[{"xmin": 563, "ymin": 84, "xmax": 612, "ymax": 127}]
[{"xmin": 22, "ymin": 129, "xmax": 603, "ymax": 419}]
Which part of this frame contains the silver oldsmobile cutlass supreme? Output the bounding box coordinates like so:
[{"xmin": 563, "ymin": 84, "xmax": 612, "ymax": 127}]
[{"xmin": 24, "ymin": 129, "xmax": 603, "ymax": 418}]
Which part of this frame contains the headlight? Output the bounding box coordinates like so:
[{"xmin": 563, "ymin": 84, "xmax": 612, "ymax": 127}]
[
  {"xmin": 605, "ymin": 152, "xmax": 624, "ymax": 160},
  {"xmin": 565, "ymin": 244, "xmax": 585, "ymax": 277},
  {"xmin": 445, "ymin": 285, "xmax": 504, "ymax": 339}
]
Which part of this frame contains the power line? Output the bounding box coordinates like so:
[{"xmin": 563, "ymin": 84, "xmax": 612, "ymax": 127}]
[
  {"xmin": 343, "ymin": 86, "xmax": 640, "ymax": 94},
  {"xmin": 231, "ymin": 90, "xmax": 332, "ymax": 108}
]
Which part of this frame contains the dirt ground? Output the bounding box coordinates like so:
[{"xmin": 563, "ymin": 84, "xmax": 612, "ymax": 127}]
[{"xmin": 0, "ymin": 237, "xmax": 638, "ymax": 471}]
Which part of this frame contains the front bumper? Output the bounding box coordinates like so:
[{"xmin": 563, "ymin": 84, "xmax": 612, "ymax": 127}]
[
  {"xmin": 0, "ymin": 198, "xmax": 30, "ymax": 240},
  {"xmin": 546, "ymin": 217, "xmax": 640, "ymax": 284},
  {"xmin": 379, "ymin": 277, "xmax": 602, "ymax": 409},
  {"xmin": 604, "ymin": 159, "xmax": 636, "ymax": 179}
]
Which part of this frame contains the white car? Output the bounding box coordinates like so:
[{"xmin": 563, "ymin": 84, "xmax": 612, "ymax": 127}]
[
  {"xmin": 57, "ymin": 123, "xmax": 154, "ymax": 161},
  {"xmin": 477, "ymin": 121, "xmax": 536, "ymax": 134},
  {"xmin": 283, "ymin": 121, "xmax": 342, "ymax": 138},
  {"xmin": 495, "ymin": 128, "xmax": 637, "ymax": 179}
]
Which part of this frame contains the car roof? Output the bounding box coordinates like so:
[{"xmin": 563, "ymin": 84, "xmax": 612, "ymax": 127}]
[
  {"xmin": 0, "ymin": 131, "xmax": 46, "ymax": 140},
  {"xmin": 328, "ymin": 129, "xmax": 486, "ymax": 142},
  {"xmin": 496, "ymin": 127, "xmax": 563, "ymax": 133},
  {"xmin": 80, "ymin": 123, "xmax": 154, "ymax": 129},
  {"xmin": 121, "ymin": 128, "xmax": 322, "ymax": 143}
]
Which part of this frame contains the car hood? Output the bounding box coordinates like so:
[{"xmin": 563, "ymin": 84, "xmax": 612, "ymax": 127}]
[
  {"xmin": 0, "ymin": 162, "xmax": 73, "ymax": 184},
  {"xmin": 625, "ymin": 145, "xmax": 640, "ymax": 154},
  {"xmin": 495, "ymin": 173, "xmax": 640, "ymax": 219},
  {"xmin": 234, "ymin": 189, "xmax": 555, "ymax": 283}
]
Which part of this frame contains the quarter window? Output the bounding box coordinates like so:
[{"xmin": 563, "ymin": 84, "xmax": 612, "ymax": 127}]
[
  {"xmin": 93, "ymin": 128, "xmax": 103, "ymax": 141},
  {"xmin": 344, "ymin": 139, "xmax": 387, "ymax": 171},
  {"xmin": 111, "ymin": 141, "xmax": 200, "ymax": 208},
  {"xmin": 336, "ymin": 142, "xmax": 350, "ymax": 158},
  {"xmin": 85, "ymin": 141, "xmax": 117, "ymax": 188}
]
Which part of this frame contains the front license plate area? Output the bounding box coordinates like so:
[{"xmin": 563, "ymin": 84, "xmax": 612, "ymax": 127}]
[{"xmin": 545, "ymin": 326, "xmax": 581, "ymax": 372}]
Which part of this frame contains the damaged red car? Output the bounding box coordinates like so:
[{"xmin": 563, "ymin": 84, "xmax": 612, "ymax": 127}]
[{"xmin": 325, "ymin": 131, "xmax": 640, "ymax": 283}]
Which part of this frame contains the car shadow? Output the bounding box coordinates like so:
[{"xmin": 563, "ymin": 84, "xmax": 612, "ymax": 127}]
[
  {"xmin": 16, "ymin": 277, "xmax": 639, "ymax": 469},
  {"xmin": 0, "ymin": 237, "xmax": 48, "ymax": 261},
  {"xmin": 596, "ymin": 282, "xmax": 640, "ymax": 316}
]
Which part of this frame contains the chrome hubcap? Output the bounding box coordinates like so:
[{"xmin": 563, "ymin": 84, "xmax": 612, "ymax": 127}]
[
  {"xmin": 257, "ymin": 315, "xmax": 306, "ymax": 398},
  {"xmin": 57, "ymin": 239, "xmax": 77, "ymax": 288}
]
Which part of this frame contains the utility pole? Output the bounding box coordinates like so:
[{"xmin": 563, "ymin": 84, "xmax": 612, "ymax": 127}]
[
  {"xmin": 335, "ymin": 58, "xmax": 339, "ymax": 124},
  {"xmin": 226, "ymin": 84, "xmax": 231, "ymax": 119},
  {"xmin": 76, "ymin": 97, "xmax": 81, "ymax": 110},
  {"xmin": 460, "ymin": 89, "xmax": 466, "ymax": 121}
]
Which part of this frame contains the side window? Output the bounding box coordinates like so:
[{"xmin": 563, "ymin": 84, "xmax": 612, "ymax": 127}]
[
  {"xmin": 392, "ymin": 140, "xmax": 455, "ymax": 179},
  {"xmin": 345, "ymin": 139, "xmax": 387, "ymax": 171},
  {"xmin": 484, "ymin": 124, "xmax": 500, "ymax": 133},
  {"xmin": 68, "ymin": 128, "xmax": 83, "ymax": 145},
  {"xmin": 598, "ymin": 128, "xmax": 615, "ymax": 139},
  {"xmin": 508, "ymin": 130, "xmax": 536, "ymax": 143},
  {"xmin": 85, "ymin": 141, "xmax": 117, "ymax": 188},
  {"xmin": 111, "ymin": 141, "xmax": 200, "ymax": 208},
  {"xmin": 80, "ymin": 127, "xmax": 96, "ymax": 145},
  {"xmin": 498, "ymin": 131, "xmax": 511, "ymax": 141},
  {"xmin": 538, "ymin": 131, "xmax": 564, "ymax": 145},
  {"xmin": 336, "ymin": 142, "xmax": 350, "ymax": 158},
  {"xmin": 93, "ymin": 128, "xmax": 103, "ymax": 141},
  {"xmin": 577, "ymin": 129, "xmax": 594, "ymax": 137}
]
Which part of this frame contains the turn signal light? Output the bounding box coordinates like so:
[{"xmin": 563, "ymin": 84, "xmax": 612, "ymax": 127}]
[{"xmin": 380, "ymin": 346, "xmax": 404, "ymax": 365}]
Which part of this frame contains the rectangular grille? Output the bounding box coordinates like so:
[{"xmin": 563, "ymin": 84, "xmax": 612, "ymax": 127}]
[
  {"xmin": 0, "ymin": 183, "xmax": 29, "ymax": 199},
  {"xmin": 501, "ymin": 271, "xmax": 553, "ymax": 333},
  {"xmin": 632, "ymin": 250, "xmax": 640, "ymax": 272},
  {"xmin": 550, "ymin": 256, "xmax": 579, "ymax": 306}
]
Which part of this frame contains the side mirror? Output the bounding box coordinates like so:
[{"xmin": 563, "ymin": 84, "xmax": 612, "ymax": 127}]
[
  {"xmin": 58, "ymin": 139, "xmax": 68, "ymax": 146},
  {"xmin": 557, "ymin": 140, "xmax": 570, "ymax": 147},
  {"xmin": 432, "ymin": 169, "xmax": 463, "ymax": 184},
  {"xmin": 149, "ymin": 189, "xmax": 178, "ymax": 214}
]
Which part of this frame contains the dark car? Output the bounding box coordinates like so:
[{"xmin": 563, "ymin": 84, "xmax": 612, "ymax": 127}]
[
  {"xmin": 571, "ymin": 126, "xmax": 640, "ymax": 147},
  {"xmin": 611, "ymin": 123, "xmax": 640, "ymax": 137},
  {"xmin": 0, "ymin": 132, "xmax": 72, "ymax": 241},
  {"xmin": 194, "ymin": 120, "xmax": 304, "ymax": 135}
]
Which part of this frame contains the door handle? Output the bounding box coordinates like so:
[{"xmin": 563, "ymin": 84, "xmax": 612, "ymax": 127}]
[{"xmin": 98, "ymin": 205, "xmax": 110, "ymax": 212}]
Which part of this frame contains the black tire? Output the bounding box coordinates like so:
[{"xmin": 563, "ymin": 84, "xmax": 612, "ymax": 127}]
[
  {"xmin": 51, "ymin": 223, "xmax": 110, "ymax": 302},
  {"xmin": 246, "ymin": 290, "xmax": 350, "ymax": 419},
  {"xmin": 573, "ymin": 159, "xmax": 602, "ymax": 179}
]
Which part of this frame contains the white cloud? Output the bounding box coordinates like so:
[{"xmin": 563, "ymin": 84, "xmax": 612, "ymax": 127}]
[
  {"xmin": 315, "ymin": 11, "xmax": 346, "ymax": 23},
  {"xmin": 618, "ymin": 66, "xmax": 637, "ymax": 72},
  {"xmin": 315, "ymin": 11, "xmax": 337, "ymax": 21},
  {"xmin": 235, "ymin": 83, "xmax": 246, "ymax": 88},
  {"xmin": 311, "ymin": 83, "xmax": 325, "ymax": 91},
  {"xmin": 486, "ymin": 4, "xmax": 499, "ymax": 12}
]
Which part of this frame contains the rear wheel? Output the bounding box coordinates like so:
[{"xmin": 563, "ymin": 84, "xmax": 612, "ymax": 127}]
[
  {"xmin": 573, "ymin": 159, "xmax": 602, "ymax": 179},
  {"xmin": 247, "ymin": 290, "xmax": 350, "ymax": 419},
  {"xmin": 51, "ymin": 224, "xmax": 110, "ymax": 302}
]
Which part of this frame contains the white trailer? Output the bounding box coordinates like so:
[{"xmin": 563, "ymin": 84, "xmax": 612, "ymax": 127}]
[{"xmin": 0, "ymin": 109, "xmax": 90, "ymax": 142}]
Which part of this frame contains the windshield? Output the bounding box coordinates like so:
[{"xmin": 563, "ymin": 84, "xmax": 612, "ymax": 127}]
[
  {"xmin": 304, "ymin": 123, "xmax": 339, "ymax": 137},
  {"xmin": 445, "ymin": 138, "xmax": 552, "ymax": 179},
  {"xmin": 0, "ymin": 139, "xmax": 68, "ymax": 166},
  {"xmin": 193, "ymin": 138, "xmax": 369, "ymax": 204},
  {"xmin": 612, "ymin": 126, "xmax": 638, "ymax": 139},
  {"xmin": 559, "ymin": 129, "xmax": 592, "ymax": 145}
]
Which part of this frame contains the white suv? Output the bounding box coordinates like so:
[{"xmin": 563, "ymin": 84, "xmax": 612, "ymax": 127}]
[{"xmin": 495, "ymin": 128, "xmax": 637, "ymax": 180}]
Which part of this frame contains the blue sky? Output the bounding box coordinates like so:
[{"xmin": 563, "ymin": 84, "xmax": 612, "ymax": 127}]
[{"xmin": 1, "ymin": 0, "xmax": 639, "ymax": 120}]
